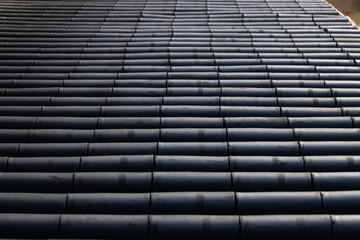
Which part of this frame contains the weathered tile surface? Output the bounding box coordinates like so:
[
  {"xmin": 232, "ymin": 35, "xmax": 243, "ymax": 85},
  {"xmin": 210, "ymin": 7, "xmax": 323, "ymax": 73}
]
[{"xmin": 0, "ymin": 0, "xmax": 360, "ymax": 239}]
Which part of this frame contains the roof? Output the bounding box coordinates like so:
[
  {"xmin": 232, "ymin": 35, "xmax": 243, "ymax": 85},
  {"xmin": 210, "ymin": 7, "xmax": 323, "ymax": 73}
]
[{"xmin": 0, "ymin": 0, "xmax": 360, "ymax": 239}]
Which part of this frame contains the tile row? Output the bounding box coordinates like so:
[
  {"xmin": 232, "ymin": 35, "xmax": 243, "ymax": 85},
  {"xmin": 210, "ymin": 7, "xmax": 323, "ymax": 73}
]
[
  {"xmin": 2, "ymin": 52, "xmax": 356, "ymax": 61},
  {"xmin": 0, "ymin": 22, "xmax": 350, "ymax": 30},
  {"xmin": 3, "ymin": 72, "xmax": 360, "ymax": 81},
  {"xmin": 1, "ymin": 30, "xmax": 357, "ymax": 39},
  {"xmin": 0, "ymin": 17, "xmax": 341, "ymax": 23},
  {"xmin": 0, "ymin": 21, "xmax": 349, "ymax": 28},
  {"xmin": 1, "ymin": 44, "xmax": 359, "ymax": 53},
  {"xmin": 0, "ymin": 191, "xmax": 359, "ymax": 215},
  {"xmin": 0, "ymin": 8, "xmax": 340, "ymax": 15},
  {"xmin": 3, "ymin": 127, "xmax": 360, "ymax": 143},
  {"xmin": 3, "ymin": 44, "xmax": 350, "ymax": 51},
  {"xmin": 0, "ymin": 37, "xmax": 343, "ymax": 44},
  {"xmin": 3, "ymin": 141, "xmax": 360, "ymax": 156},
  {"xmin": 0, "ymin": 16, "xmax": 344, "ymax": 23},
  {"xmin": 2, "ymin": 31, "xmax": 359, "ymax": 39},
  {"xmin": 0, "ymin": 116, "xmax": 355, "ymax": 129},
  {"xmin": 0, "ymin": 213, "xmax": 358, "ymax": 240},
  {"xmin": 4, "ymin": 79, "xmax": 360, "ymax": 88},
  {"xmin": 5, "ymin": 87, "xmax": 360, "ymax": 97},
  {"xmin": 0, "ymin": 171, "xmax": 359, "ymax": 192},
  {"xmin": 0, "ymin": 10, "xmax": 341, "ymax": 17},
  {"xmin": 0, "ymin": 155, "xmax": 359, "ymax": 172},
  {"xmin": 3, "ymin": 105, "xmax": 360, "ymax": 117},
  {"xmin": 4, "ymin": 64, "xmax": 360, "ymax": 74},
  {"xmin": 0, "ymin": 47, "xmax": 357, "ymax": 56},
  {"xmin": 4, "ymin": 96, "xmax": 360, "ymax": 108},
  {"xmin": 0, "ymin": 25, "xmax": 350, "ymax": 32}
]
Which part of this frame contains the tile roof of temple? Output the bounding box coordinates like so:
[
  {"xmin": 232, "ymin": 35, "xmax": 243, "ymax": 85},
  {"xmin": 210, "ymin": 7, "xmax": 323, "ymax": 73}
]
[{"xmin": 0, "ymin": 0, "xmax": 360, "ymax": 239}]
